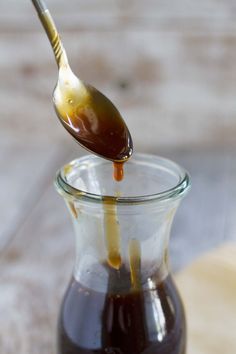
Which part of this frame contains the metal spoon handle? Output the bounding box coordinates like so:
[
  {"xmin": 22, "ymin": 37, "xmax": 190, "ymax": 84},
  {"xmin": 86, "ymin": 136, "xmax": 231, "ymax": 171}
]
[
  {"xmin": 31, "ymin": 0, "xmax": 68, "ymax": 67},
  {"xmin": 31, "ymin": 0, "xmax": 47, "ymax": 14}
]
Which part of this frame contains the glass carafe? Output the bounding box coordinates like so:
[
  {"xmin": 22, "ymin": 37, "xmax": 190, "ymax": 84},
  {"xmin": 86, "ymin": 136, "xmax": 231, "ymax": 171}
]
[{"xmin": 55, "ymin": 153, "xmax": 191, "ymax": 354}]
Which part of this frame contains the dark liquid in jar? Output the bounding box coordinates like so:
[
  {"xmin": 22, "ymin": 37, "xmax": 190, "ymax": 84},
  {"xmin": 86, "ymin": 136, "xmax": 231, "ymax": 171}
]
[{"xmin": 58, "ymin": 266, "xmax": 186, "ymax": 354}]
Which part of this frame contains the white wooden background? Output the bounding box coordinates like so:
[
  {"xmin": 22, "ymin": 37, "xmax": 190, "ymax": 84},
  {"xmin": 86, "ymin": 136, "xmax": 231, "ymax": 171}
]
[{"xmin": 0, "ymin": 1, "xmax": 236, "ymax": 353}]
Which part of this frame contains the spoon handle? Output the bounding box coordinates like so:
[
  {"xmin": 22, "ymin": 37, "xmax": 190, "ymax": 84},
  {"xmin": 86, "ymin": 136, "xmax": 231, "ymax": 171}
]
[
  {"xmin": 31, "ymin": 0, "xmax": 47, "ymax": 14},
  {"xmin": 31, "ymin": 0, "xmax": 68, "ymax": 67}
]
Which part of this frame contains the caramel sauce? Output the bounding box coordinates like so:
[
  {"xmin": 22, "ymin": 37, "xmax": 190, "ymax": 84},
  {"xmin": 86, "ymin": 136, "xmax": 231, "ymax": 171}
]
[
  {"xmin": 58, "ymin": 271, "xmax": 186, "ymax": 354},
  {"xmin": 129, "ymin": 239, "xmax": 141, "ymax": 290},
  {"xmin": 55, "ymin": 87, "xmax": 133, "ymax": 163},
  {"xmin": 103, "ymin": 198, "xmax": 122, "ymax": 270},
  {"xmin": 113, "ymin": 161, "xmax": 124, "ymax": 182},
  {"xmin": 68, "ymin": 201, "xmax": 78, "ymax": 218}
]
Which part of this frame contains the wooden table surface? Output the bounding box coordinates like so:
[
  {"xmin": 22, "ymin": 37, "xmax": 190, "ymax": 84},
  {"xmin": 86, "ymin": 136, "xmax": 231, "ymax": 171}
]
[{"xmin": 1, "ymin": 1, "xmax": 236, "ymax": 352}]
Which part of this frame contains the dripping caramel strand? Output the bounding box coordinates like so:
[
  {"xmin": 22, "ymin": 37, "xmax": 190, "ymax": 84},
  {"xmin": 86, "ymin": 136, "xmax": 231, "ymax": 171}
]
[{"xmin": 113, "ymin": 162, "xmax": 124, "ymax": 182}]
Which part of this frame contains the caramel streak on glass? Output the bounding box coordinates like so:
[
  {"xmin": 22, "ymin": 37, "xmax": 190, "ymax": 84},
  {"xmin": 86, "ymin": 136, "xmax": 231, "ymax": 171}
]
[
  {"xmin": 103, "ymin": 198, "xmax": 122, "ymax": 270},
  {"xmin": 129, "ymin": 238, "xmax": 142, "ymax": 290}
]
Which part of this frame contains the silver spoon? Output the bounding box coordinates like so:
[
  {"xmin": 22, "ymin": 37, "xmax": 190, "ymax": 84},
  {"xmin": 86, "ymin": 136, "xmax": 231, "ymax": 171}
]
[{"xmin": 31, "ymin": 0, "xmax": 133, "ymax": 162}]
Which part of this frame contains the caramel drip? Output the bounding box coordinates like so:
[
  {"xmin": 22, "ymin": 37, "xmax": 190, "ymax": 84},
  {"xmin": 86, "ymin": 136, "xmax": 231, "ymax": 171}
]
[
  {"xmin": 129, "ymin": 239, "xmax": 141, "ymax": 290},
  {"xmin": 68, "ymin": 201, "xmax": 78, "ymax": 218},
  {"xmin": 113, "ymin": 162, "xmax": 124, "ymax": 182},
  {"xmin": 103, "ymin": 198, "xmax": 121, "ymax": 270}
]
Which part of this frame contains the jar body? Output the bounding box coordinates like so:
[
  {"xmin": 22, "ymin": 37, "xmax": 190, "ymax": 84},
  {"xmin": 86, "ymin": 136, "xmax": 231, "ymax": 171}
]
[
  {"xmin": 58, "ymin": 274, "xmax": 186, "ymax": 354},
  {"xmin": 55, "ymin": 154, "xmax": 190, "ymax": 354}
]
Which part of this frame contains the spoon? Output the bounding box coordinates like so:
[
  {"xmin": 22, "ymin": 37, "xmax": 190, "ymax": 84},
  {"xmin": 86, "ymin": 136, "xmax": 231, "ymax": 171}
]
[{"xmin": 31, "ymin": 0, "xmax": 133, "ymax": 162}]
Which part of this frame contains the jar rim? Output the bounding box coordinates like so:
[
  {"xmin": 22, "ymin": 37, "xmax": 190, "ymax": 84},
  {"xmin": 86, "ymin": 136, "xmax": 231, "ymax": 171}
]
[{"xmin": 55, "ymin": 153, "xmax": 191, "ymax": 205}]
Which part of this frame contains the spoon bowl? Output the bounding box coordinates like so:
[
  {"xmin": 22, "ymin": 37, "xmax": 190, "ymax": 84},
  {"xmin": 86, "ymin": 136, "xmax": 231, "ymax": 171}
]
[{"xmin": 54, "ymin": 65, "xmax": 133, "ymax": 161}]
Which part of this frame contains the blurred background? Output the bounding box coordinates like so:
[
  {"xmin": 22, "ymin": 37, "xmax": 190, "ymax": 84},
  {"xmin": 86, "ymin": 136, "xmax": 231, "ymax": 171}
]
[{"xmin": 0, "ymin": 0, "xmax": 236, "ymax": 352}]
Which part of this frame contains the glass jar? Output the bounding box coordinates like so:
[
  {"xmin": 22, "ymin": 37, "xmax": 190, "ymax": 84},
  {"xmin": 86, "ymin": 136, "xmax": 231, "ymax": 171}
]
[{"xmin": 55, "ymin": 153, "xmax": 191, "ymax": 354}]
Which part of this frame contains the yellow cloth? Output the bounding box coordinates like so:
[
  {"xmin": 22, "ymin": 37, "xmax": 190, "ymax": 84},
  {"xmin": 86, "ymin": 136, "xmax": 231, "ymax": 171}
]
[{"xmin": 176, "ymin": 244, "xmax": 236, "ymax": 354}]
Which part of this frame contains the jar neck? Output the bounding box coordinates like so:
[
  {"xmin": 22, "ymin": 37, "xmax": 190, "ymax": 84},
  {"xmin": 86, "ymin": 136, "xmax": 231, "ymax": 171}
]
[
  {"xmin": 56, "ymin": 154, "xmax": 190, "ymax": 293},
  {"xmin": 66, "ymin": 200, "xmax": 179, "ymax": 293}
]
